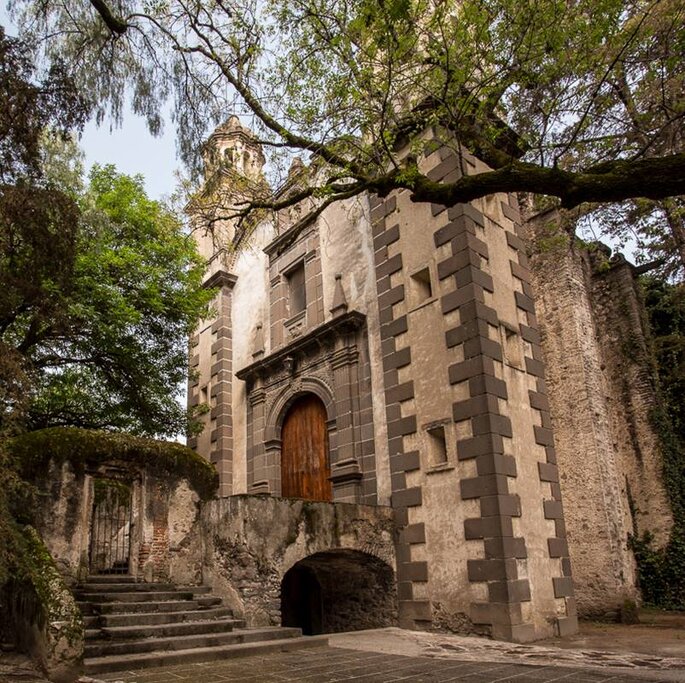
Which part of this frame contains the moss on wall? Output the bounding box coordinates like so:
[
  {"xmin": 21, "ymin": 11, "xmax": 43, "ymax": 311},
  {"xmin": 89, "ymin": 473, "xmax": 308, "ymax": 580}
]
[
  {"xmin": 8, "ymin": 427, "xmax": 219, "ymax": 501},
  {"xmin": 3, "ymin": 526, "xmax": 84, "ymax": 681}
]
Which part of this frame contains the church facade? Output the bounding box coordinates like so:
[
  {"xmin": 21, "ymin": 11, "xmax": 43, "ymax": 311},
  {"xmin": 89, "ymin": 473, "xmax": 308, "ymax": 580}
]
[{"xmin": 187, "ymin": 117, "xmax": 673, "ymax": 641}]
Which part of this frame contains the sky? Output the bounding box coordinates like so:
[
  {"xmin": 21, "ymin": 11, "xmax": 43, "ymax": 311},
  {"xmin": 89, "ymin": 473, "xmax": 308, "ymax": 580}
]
[{"xmin": 1, "ymin": 7, "xmax": 179, "ymax": 201}]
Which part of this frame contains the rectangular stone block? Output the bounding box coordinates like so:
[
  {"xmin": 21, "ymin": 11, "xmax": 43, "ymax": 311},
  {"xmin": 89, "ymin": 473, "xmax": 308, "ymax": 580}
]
[
  {"xmin": 471, "ymin": 601, "xmax": 523, "ymax": 626},
  {"xmin": 476, "ymin": 453, "xmax": 517, "ymax": 477},
  {"xmin": 448, "ymin": 356, "xmax": 495, "ymax": 384},
  {"xmin": 458, "ymin": 300, "xmax": 499, "ymax": 325},
  {"xmin": 392, "ymin": 486, "xmax": 422, "ymax": 508},
  {"xmin": 553, "ymin": 577, "xmax": 575, "ymax": 598},
  {"xmin": 397, "ymin": 581, "xmax": 413, "ymax": 601},
  {"xmin": 378, "ymin": 284, "xmax": 405, "ymax": 309},
  {"xmin": 449, "ymin": 202, "xmax": 486, "ymax": 227},
  {"xmin": 467, "ymin": 558, "xmax": 518, "ymax": 582},
  {"xmin": 484, "ymin": 537, "xmax": 527, "ymax": 560},
  {"xmin": 528, "ymin": 390, "xmax": 550, "ymax": 411},
  {"xmin": 373, "ymin": 223, "xmax": 400, "ymax": 250},
  {"xmin": 457, "ymin": 434, "xmax": 505, "ymax": 460},
  {"xmin": 469, "ymin": 375, "xmax": 508, "ymax": 399},
  {"xmin": 534, "ymin": 426, "xmax": 555, "ymax": 447},
  {"xmin": 445, "ymin": 318, "xmax": 489, "ymax": 348},
  {"xmin": 401, "ymin": 561, "xmax": 429, "ymax": 582},
  {"xmin": 509, "ymin": 260, "xmax": 531, "ymax": 283},
  {"xmin": 463, "ymin": 336, "xmax": 503, "ymax": 362},
  {"xmin": 538, "ymin": 461, "xmax": 559, "ymax": 482},
  {"xmin": 427, "ymin": 154, "xmax": 460, "ymax": 181},
  {"xmin": 480, "ymin": 494, "xmax": 521, "ymax": 517},
  {"xmin": 488, "ymin": 579, "xmax": 531, "ymax": 603},
  {"xmin": 387, "ymin": 415, "xmax": 417, "ymax": 438},
  {"xmin": 398, "ymin": 600, "xmax": 431, "ymax": 624},
  {"xmin": 464, "ymin": 518, "xmax": 485, "ymax": 539},
  {"xmin": 519, "ymin": 324, "xmax": 541, "ymax": 345},
  {"xmin": 452, "ymin": 231, "xmax": 489, "ymax": 258},
  {"xmin": 403, "ymin": 523, "xmax": 426, "ymax": 545},
  {"xmin": 501, "ymin": 200, "xmax": 521, "ymax": 223},
  {"xmin": 383, "ymin": 347, "xmax": 411, "ymax": 370},
  {"xmin": 460, "ymin": 474, "xmax": 510, "ymax": 500},
  {"xmin": 543, "ymin": 499, "xmax": 564, "ymax": 519},
  {"xmin": 437, "ymin": 249, "xmax": 481, "ymax": 280},
  {"xmin": 547, "ymin": 537, "xmax": 569, "ymax": 558},
  {"xmin": 555, "ymin": 615, "xmax": 579, "ymax": 637},
  {"xmin": 472, "ymin": 413, "xmax": 513, "ymax": 437},
  {"xmin": 525, "ymin": 356, "xmax": 546, "ymax": 378},
  {"xmin": 383, "ymin": 195, "xmax": 397, "ymax": 216},
  {"xmin": 440, "ymin": 283, "xmax": 485, "ymax": 314},
  {"xmin": 452, "ymin": 395, "xmax": 500, "ymax": 421},
  {"xmin": 376, "ymin": 253, "xmax": 403, "ymax": 278},
  {"xmin": 506, "ymin": 231, "xmax": 526, "ymax": 253},
  {"xmin": 386, "ymin": 381, "xmax": 415, "ymax": 404},
  {"xmin": 390, "ymin": 450, "xmax": 421, "ymax": 472},
  {"xmin": 514, "ymin": 291, "xmax": 535, "ymax": 313},
  {"xmin": 455, "ymin": 265, "xmax": 495, "ymax": 292},
  {"xmin": 382, "ymin": 315, "xmax": 408, "ymax": 338}
]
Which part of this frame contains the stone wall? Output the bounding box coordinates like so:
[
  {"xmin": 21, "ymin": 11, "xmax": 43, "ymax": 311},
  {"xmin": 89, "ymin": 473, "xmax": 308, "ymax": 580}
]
[
  {"xmin": 170, "ymin": 495, "xmax": 397, "ymax": 630},
  {"xmin": 527, "ymin": 214, "xmax": 673, "ymax": 618}
]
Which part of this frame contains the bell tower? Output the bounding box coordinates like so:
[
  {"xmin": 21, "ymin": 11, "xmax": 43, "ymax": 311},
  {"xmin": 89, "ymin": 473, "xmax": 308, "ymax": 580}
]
[{"xmin": 187, "ymin": 116, "xmax": 266, "ymax": 495}]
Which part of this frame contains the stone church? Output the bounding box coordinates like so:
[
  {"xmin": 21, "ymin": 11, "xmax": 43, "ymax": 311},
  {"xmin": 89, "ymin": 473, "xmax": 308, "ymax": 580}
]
[{"xmin": 186, "ymin": 115, "xmax": 673, "ymax": 642}]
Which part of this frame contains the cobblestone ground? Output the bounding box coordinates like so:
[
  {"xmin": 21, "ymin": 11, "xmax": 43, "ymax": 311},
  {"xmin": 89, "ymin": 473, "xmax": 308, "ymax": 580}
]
[{"xmin": 96, "ymin": 647, "xmax": 675, "ymax": 683}]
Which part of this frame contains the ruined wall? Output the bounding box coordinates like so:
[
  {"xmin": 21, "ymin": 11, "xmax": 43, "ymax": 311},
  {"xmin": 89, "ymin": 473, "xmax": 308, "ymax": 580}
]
[
  {"xmin": 527, "ymin": 216, "xmax": 672, "ymax": 618},
  {"xmin": 179, "ymin": 495, "xmax": 396, "ymax": 628},
  {"xmin": 33, "ymin": 459, "xmax": 203, "ymax": 586}
]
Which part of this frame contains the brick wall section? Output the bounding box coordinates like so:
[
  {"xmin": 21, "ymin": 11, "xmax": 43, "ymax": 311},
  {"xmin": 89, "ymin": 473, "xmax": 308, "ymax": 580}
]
[{"xmin": 370, "ymin": 193, "xmax": 429, "ymax": 628}]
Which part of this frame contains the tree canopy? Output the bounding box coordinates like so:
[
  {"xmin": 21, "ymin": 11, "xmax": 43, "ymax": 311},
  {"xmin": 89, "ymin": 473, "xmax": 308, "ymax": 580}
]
[
  {"xmin": 0, "ymin": 26, "xmax": 212, "ymax": 436},
  {"xmin": 7, "ymin": 0, "xmax": 685, "ymax": 275},
  {"xmin": 2, "ymin": 159, "xmax": 213, "ymax": 436}
]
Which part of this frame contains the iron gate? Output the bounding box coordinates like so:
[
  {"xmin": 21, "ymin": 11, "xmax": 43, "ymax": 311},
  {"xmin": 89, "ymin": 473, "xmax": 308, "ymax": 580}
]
[{"xmin": 89, "ymin": 477, "xmax": 133, "ymax": 575}]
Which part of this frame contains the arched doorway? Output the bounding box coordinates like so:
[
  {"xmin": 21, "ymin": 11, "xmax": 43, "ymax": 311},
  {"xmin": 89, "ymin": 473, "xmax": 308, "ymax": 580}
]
[
  {"xmin": 280, "ymin": 550, "xmax": 397, "ymax": 634},
  {"xmin": 281, "ymin": 564, "xmax": 323, "ymax": 635},
  {"xmin": 281, "ymin": 393, "xmax": 332, "ymax": 501}
]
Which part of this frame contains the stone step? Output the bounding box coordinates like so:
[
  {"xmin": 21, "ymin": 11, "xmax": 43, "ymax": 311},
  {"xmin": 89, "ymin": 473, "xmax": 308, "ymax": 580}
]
[
  {"xmin": 99, "ymin": 607, "xmax": 233, "ymax": 628},
  {"xmin": 84, "ymin": 634, "xmax": 329, "ymax": 674},
  {"xmin": 77, "ymin": 582, "xmax": 177, "ymax": 593},
  {"xmin": 89, "ymin": 617, "xmax": 239, "ymax": 640},
  {"xmin": 86, "ymin": 575, "xmax": 137, "ymax": 583},
  {"xmin": 75, "ymin": 591, "xmax": 196, "ymax": 603},
  {"xmin": 79, "ymin": 596, "xmax": 221, "ymax": 615},
  {"xmin": 85, "ymin": 626, "xmax": 302, "ymax": 658}
]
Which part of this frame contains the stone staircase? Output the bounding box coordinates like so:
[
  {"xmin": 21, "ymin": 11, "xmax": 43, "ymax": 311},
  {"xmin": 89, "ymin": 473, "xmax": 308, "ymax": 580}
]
[{"xmin": 75, "ymin": 575, "xmax": 327, "ymax": 675}]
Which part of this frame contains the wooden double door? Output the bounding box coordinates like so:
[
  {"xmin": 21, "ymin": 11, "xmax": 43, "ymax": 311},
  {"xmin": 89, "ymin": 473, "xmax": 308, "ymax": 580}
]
[{"xmin": 281, "ymin": 394, "xmax": 332, "ymax": 502}]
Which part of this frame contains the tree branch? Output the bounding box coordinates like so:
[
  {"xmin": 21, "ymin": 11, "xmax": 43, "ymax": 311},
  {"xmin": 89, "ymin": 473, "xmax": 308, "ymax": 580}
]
[{"xmin": 88, "ymin": 0, "xmax": 129, "ymax": 36}]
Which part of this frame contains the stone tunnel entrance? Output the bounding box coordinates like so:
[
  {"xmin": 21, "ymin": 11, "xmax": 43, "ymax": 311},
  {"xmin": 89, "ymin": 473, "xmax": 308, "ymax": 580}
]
[{"xmin": 280, "ymin": 549, "xmax": 397, "ymax": 635}]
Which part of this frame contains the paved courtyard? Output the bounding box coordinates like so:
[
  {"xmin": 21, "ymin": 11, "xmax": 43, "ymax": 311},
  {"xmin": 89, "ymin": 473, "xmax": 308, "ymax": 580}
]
[{"xmin": 96, "ymin": 646, "xmax": 679, "ymax": 683}]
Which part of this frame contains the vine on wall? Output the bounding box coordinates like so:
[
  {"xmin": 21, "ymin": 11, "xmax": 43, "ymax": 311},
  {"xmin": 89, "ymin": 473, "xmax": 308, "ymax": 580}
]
[{"xmin": 630, "ymin": 278, "xmax": 685, "ymax": 609}]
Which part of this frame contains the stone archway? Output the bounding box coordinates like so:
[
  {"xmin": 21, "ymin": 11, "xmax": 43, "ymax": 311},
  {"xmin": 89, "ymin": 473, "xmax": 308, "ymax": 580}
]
[{"xmin": 280, "ymin": 549, "xmax": 397, "ymax": 634}]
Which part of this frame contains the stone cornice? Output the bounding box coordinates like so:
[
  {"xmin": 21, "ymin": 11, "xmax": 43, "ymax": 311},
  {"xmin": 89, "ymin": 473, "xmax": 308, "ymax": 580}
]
[
  {"xmin": 236, "ymin": 310, "xmax": 366, "ymax": 383},
  {"xmin": 203, "ymin": 269, "xmax": 238, "ymax": 290}
]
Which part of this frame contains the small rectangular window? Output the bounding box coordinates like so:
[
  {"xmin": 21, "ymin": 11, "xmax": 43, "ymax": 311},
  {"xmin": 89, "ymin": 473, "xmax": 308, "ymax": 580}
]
[
  {"xmin": 287, "ymin": 262, "xmax": 306, "ymax": 316},
  {"xmin": 427, "ymin": 425, "xmax": 448, "ymax": 466},
  {"xmin": 410, "ymin": 267, "xmax": 433, "ymax": 306}
]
